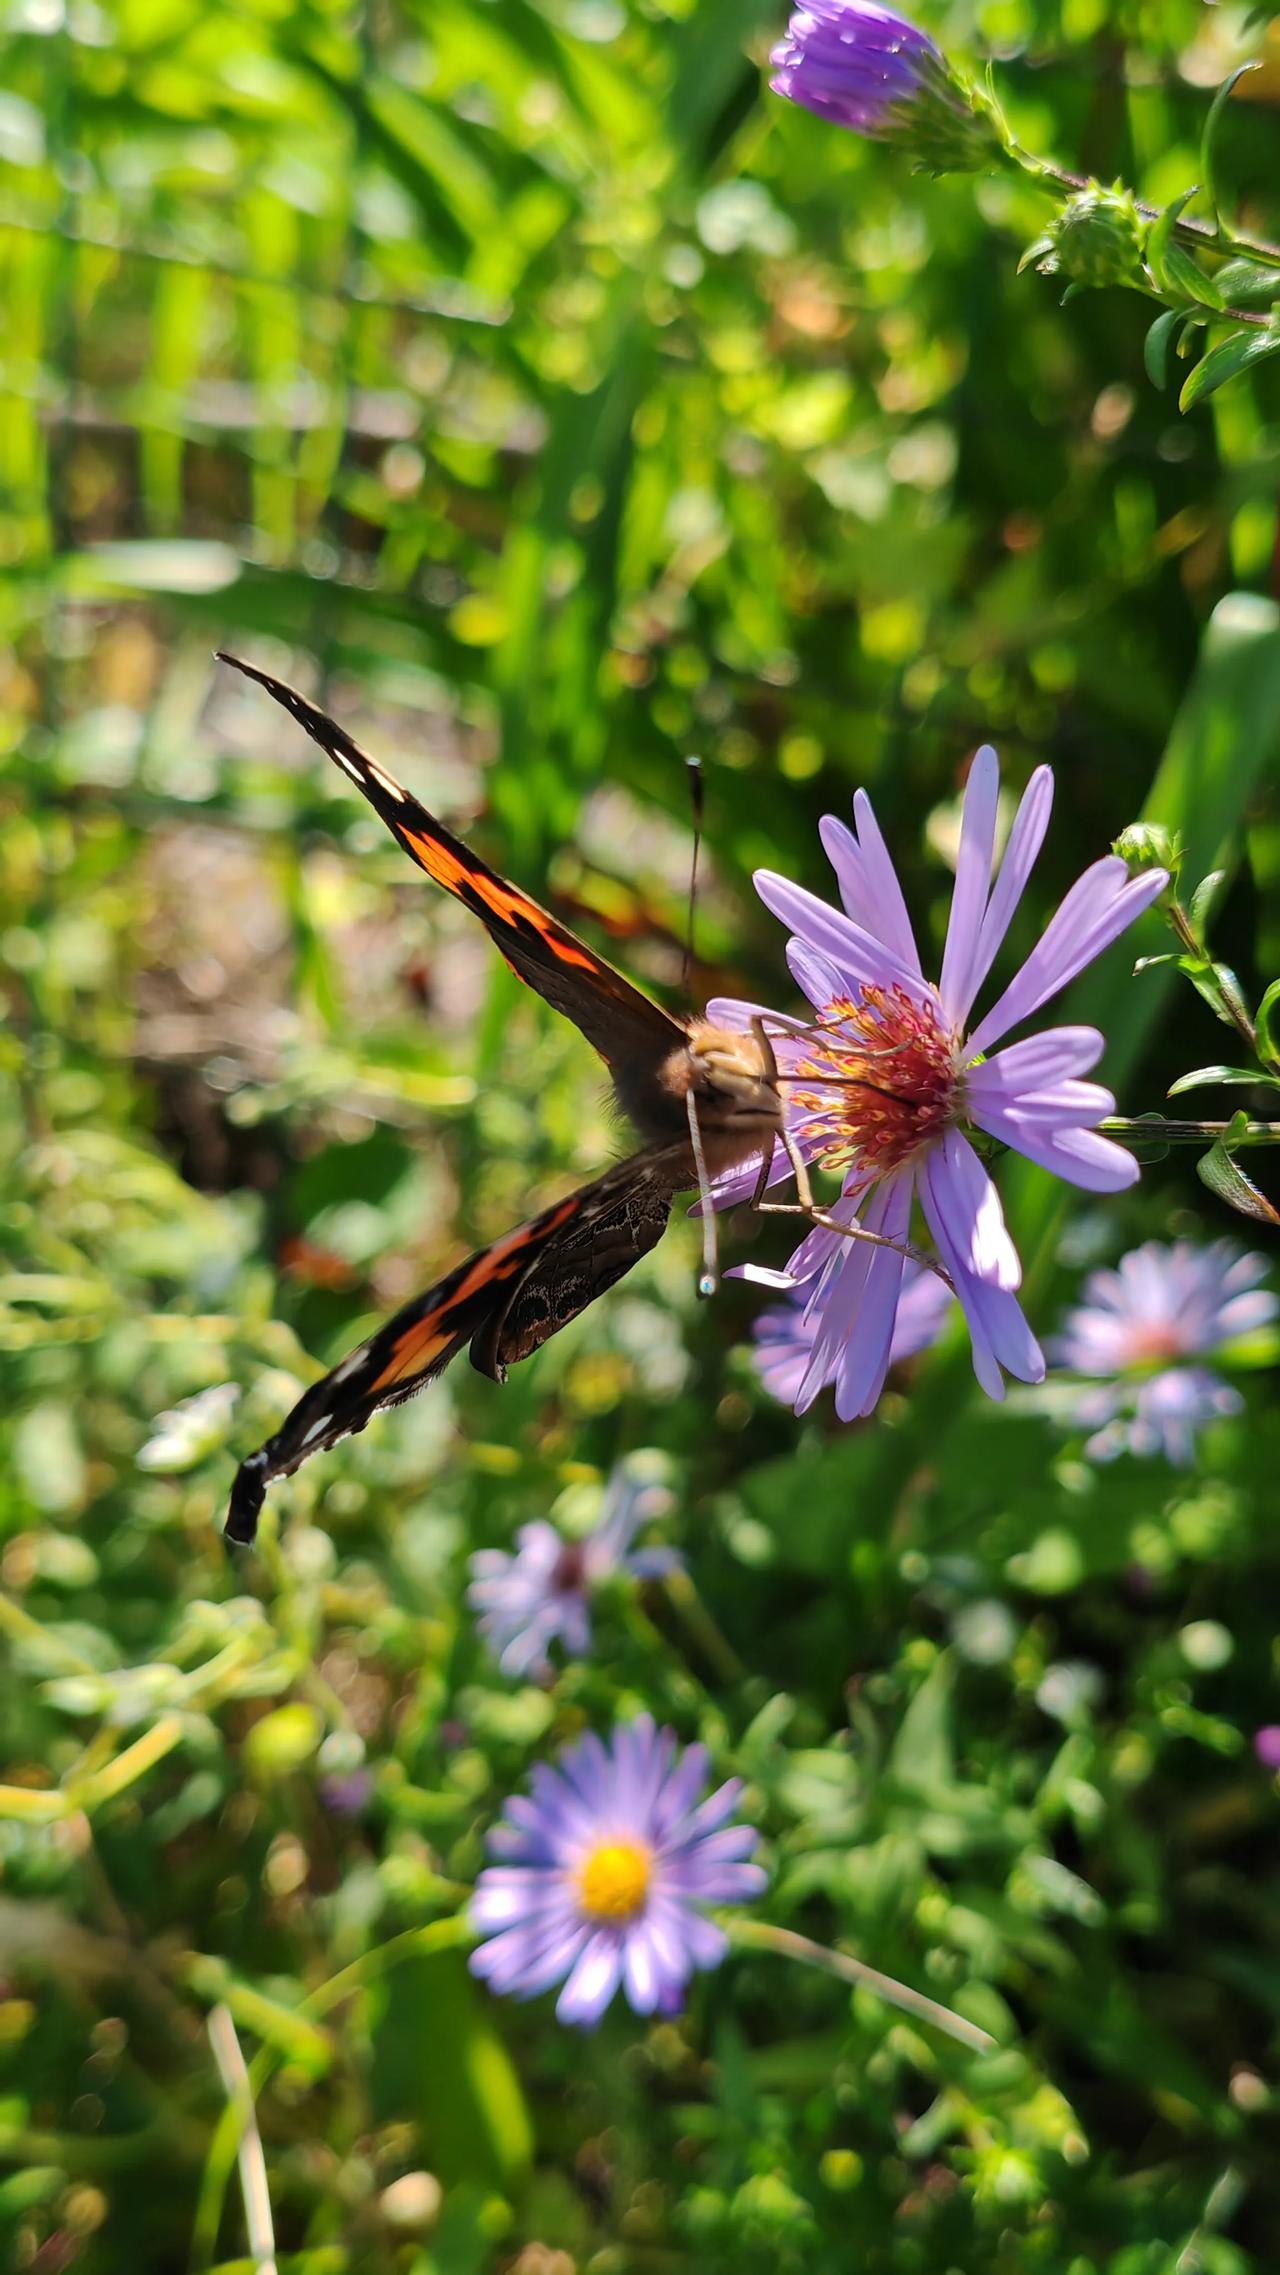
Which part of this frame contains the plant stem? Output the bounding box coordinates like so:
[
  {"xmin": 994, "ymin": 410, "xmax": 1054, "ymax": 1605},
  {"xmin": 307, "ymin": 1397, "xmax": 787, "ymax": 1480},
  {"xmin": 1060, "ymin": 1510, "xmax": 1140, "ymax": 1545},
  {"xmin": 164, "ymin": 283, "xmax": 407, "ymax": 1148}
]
[
  {"xmin": 207, "ymin": 2005, "xmax": 278, "ymax": 2275},
  {"xmin": 1018, "ymin": 151, "xmax": 1280, "ymax": 267},
  {"xmin": 1103, "ymin": 1117, "xmax": 1280, "ymax": 1146},
  {"xmin": 726, "ymin": 1917, "xmax": 996, "ymax": 2056},
  {"xmin": 1166, "ymin": 898, "xmax": 1259, "ymax": 1052},
  {"xmin": 190, "ymin": 1913, "xmax": 472, "ymax": 2271},
  {"xmin": 662, "ymin": 1571, "xmax": 747, "ymax": 1688}
]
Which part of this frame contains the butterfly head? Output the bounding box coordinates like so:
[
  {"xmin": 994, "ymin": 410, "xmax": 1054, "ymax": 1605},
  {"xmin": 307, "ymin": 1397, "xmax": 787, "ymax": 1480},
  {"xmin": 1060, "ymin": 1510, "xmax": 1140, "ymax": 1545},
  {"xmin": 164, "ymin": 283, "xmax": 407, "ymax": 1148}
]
[{"xmin": 680, "ymin": 1021, "xmax": 781, "ymax": 1137}]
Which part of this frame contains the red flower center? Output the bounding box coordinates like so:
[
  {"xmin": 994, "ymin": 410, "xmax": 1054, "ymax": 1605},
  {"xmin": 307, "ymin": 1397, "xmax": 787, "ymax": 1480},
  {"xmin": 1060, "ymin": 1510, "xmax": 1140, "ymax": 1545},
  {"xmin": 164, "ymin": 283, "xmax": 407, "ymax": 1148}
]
[
  {"xmin": 1123, "ymin": 1323, "xmax": 1187, "ymax": 1366},
  {"xmin": 788, "ymin": 985, "xmax": 958, "ymax": 1177},
  {"xmin": 551, "ymin": 1544, "xmax": 588, "ymax": 1593}
]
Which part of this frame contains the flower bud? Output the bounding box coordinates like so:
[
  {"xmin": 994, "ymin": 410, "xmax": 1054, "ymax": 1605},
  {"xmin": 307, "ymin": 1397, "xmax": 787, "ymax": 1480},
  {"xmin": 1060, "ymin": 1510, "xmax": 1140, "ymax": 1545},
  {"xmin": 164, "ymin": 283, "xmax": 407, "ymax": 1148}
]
[
  {"xmin": 769, "ymin": 2, "xmax": 1008, "ymax": 175},
  {"xmin": 1033, "ymin": 184, "xmax": 1148, "ymax": 293},
  {"xmin": 1113, "ymin": 821, "xmax": 1181, "ymax": 882}
]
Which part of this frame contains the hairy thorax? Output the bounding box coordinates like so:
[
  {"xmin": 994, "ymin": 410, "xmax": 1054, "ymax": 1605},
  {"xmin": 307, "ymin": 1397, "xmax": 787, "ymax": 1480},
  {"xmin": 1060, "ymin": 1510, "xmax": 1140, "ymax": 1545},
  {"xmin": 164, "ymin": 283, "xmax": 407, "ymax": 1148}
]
[{"xmin": 644, "ymin": 1019, "xmax": 782, "ymax": 1178}]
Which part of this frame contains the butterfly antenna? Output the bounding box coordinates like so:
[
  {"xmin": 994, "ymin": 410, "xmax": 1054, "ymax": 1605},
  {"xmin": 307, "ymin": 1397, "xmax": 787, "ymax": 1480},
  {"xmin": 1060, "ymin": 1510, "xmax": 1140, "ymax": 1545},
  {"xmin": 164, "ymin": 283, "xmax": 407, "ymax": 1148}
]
[
  {"xmin": 681, "ymin": 755, "xmax": 704, "ymax": 1002},
  {"xmin": 685, "ymin": 1092, "xmax": 720, "ymax": 1299}
]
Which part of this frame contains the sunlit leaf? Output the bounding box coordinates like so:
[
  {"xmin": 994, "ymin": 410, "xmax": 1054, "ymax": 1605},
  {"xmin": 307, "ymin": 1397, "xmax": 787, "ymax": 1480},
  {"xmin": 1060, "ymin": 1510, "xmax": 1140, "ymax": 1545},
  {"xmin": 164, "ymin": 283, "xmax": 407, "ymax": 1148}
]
[
  {"xmin": 1196, "ymin": 1111, "xmax": 1280, "ymax": 1224},
  {"xmin": 1180, "ymin": 323, "xmax": 1280, "ymax": 411},
  {"xmin": 1168, "ymin": 1065, "xmax": 1280, "ymax": 1097},
  {"xmin": 1255, "ymin": 978, "xmax": 1280, "ymax": 1071},
  {"xmin": 1199, "ymin": 63, "xmax": 1261, "ymax": 230}
]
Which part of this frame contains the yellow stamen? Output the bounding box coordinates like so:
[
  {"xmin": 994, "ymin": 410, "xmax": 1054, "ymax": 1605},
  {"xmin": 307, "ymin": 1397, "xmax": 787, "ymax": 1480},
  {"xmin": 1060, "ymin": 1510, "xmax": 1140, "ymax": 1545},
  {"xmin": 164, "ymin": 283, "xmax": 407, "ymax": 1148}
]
[{"xmin": 575, "ymin": 1839, "xmax": 652, "ymax": 1922}]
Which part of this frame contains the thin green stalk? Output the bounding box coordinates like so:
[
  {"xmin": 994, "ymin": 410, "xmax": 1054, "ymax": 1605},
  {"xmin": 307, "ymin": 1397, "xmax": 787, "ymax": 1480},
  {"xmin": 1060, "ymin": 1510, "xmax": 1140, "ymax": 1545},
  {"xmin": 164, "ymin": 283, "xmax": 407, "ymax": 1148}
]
[
  {"xmin": 189, "ymin": 1913, "xmax": 472, "ymax": 2272},
  {"xmin": 1104, "ymin": 1117, "xmax": 1280, "ymax": 1146},
  {"xmin": 726, "ymin": 1918, "xmax": 997, "ymax": 2057},
  {"xmin": 207, "ymin": 2005, "xmax": 278, "ymax": 2275},
  {"xmin": 661, "ymin": 1571, "xmax": 747, "ymax": 1689},
  {"xmin": 1017, "ymin": 150, "xmax": 1280, "ymax": 268},
  {"xmin": 0, "ymin": 1592, "xmax": 100, "ymax": 1676}
]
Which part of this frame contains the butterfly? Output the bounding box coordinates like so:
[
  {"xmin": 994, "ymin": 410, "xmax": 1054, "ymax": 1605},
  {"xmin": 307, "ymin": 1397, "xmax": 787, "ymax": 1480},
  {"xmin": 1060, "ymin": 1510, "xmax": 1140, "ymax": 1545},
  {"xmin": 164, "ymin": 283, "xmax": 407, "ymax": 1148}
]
[{"xmin": 216, "ymin": 652, "xmax": 792, "ymax": 1544}]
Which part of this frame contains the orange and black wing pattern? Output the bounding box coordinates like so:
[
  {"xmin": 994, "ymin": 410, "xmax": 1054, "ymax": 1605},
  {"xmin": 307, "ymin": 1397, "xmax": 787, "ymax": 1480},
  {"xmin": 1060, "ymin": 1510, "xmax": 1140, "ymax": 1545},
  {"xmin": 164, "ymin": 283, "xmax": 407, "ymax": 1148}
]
[
  {"xmin": 217, "ymin": 652, "xmax": 683, "ymax": 1083},
  {"xmin": 225, "ymin": 1147, "xmax": 684, "ymax": 1544}
]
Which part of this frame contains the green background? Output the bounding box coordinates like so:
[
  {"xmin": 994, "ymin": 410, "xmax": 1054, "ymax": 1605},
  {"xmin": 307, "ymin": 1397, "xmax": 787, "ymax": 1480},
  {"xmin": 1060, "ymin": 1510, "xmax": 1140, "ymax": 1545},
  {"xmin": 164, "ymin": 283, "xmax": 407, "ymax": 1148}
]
[{"xmin": 1, "ymin": 1, "xmax": 1279, "ymax": 2269}]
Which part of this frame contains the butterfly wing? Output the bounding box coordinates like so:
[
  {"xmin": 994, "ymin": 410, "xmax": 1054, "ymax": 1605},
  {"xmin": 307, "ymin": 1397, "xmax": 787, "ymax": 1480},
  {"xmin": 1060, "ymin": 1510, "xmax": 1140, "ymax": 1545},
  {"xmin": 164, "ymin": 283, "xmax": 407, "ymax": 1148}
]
[
  {"xmin": 224, "ymin": 1145, "xmax": 686, "ymax": 1545},
  {"xmin": 469, "ymin": 1143, "xmax": 683, "ymax": 1379},
  {"xmin": 217, "ymin": 652, "xmax": 684, "ymax": 1087}
]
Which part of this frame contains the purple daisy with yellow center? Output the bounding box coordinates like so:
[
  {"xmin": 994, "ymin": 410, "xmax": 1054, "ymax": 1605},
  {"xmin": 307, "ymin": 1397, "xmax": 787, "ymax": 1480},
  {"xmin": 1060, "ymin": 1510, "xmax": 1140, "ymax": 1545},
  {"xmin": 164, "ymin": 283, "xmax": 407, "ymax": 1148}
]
[
  {"xmin": 709, "ymin": 745, "xmax": 1166, "ymax": 1420},
  {"xmin": 469, "ymin": 1715, "xmax": 766, "ymax": 2027}
]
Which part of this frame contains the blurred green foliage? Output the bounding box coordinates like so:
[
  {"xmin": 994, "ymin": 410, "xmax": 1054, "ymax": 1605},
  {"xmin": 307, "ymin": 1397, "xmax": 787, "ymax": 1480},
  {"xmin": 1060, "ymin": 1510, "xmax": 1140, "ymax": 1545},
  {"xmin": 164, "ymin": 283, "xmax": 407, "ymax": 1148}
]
[{"xmin": 1, "ymin": 1, "xmax": 1280, "ymax": 2270}]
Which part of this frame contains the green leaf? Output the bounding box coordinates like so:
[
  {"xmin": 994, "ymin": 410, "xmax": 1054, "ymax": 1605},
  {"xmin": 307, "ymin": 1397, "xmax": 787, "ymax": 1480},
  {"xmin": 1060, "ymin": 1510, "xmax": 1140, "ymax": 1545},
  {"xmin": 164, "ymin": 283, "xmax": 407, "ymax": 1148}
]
[
  {"xmin": 1188, "ymin": 867, "xmax": 1227, "ymax": 935},
  {"xmin": 1144, "ymin": 308, "xmax": 1181, "ymax": 388},
  {"xmin": 1167, "ymin": 1065, "xmax": 1280, "ymax": 1097},
  {"xmin": 13, "ymin": 1403, "xmax": 88, "ymax": 1516},
  {"xmin": 1159, "ymin": 243, "xmax": 1227, "ymax": 312},
  {"xmin": 1214, "ymin": 961, "xmax": 1257, "ymax": 1035},
  {"xmin": 1200, "ymin": 63, "xmax": 1261, "ymax": 230},
  {"xmin": 1213, "ymin": 256, "xmax": 1280, "ymax": 310},
  {"xmin": 1180, "ymin": 323, "xmax": 1280, "ymax": 411},
  {"xmin": 371, "ymin": 1950, "xmax": 532, "ymax": 2192},
  {"xmin": 1256, "ymin": 978, "xmax": 1280, "ymax": 1070},
  {"xmin": 1007, "ymin": 590, "xmax": 1280, "ymax": 1261},
  {"xmin": 243, "ymin": 1702, "xmax": 324, "ymax": 1782},
  {"xmin": 1177, "ymin": 953, "xmax": 1230, "ymax": 1018},
  {"xmin": 1178, "ymin": 953, "xmax": 1258, "ymax": 1035},
  {"xmin": 887, "ymin": 1654, "xmax": 955, "ymax": 1796},
  {"xmin": 1196, "ymin": 1111, "xmax": 1280, "ymax": 1225},
  {"xmin": 1215, "ymin": 1322, "xmax": 1280, "ymax": 1369},
  {"xmin": 1146, "ymin": 187, "xmax": 1202, "ymax": 294}
]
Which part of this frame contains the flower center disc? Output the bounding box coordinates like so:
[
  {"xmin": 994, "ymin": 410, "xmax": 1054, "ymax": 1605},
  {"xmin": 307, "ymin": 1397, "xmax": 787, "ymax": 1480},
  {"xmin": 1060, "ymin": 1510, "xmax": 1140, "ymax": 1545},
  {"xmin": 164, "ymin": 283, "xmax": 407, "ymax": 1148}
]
[
  {"xmin": 576, "ymin": 1839, "xmax": 652, "ymax": 1922},
  {"xmin": 1124, "ymin": 1323, "xmax": 1187, "ymax": 1366},
  {"xmin": 792, "ymin": 986, "xmax": 957, "ymax": 1176}
]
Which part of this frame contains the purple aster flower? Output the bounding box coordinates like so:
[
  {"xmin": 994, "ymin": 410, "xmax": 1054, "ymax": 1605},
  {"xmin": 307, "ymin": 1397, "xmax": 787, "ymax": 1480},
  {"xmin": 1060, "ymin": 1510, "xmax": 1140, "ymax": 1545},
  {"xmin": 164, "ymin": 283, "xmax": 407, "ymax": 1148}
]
[
  {"xmin": 470, "ymin": 1714, "xmax": 766, "ymax": 2027},
  {"xmin": 770, "ymin": 3, "xmax": 1003, "ymax": 171},
  {"xmin": 1049, "ymin": 1239, "xmax": 1275, "ymax": 1463},
  {"xmin": 707, "ymin": 744, "xmax": 1166, "ymax": 1421},
  {"xmin": 753, "ymin": 1258, "xmax": 952, "ymax": 1406},
  {"xmin": 467, "ymin": 1470, "xmax": 680, "ymax": 1680},
  {"xmin": 1255, "ymin": 1727, "xmax": 1280, "ymax": 1773}
]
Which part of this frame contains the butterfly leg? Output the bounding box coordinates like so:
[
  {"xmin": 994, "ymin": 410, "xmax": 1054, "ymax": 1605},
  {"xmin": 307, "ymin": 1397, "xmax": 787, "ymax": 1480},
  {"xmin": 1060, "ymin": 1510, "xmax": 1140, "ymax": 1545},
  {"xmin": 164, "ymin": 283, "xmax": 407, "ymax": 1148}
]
[
  {"xmin": 747, "ymin": 1019, "xmax": 952, "ymax": 1288},
  {"xmin": 685, "ymin": 1091, "xmax": 721, "ymax": 1299},
  {"xmin": 758, "ymin": 1177, "xmax": 954, "ymax": 1288}
]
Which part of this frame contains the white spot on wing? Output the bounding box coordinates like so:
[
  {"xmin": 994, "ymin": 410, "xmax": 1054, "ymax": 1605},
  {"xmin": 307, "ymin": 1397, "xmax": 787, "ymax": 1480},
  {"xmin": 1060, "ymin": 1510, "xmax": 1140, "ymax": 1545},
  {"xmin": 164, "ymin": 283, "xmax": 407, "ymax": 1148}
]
[{"xmin": 366, "ymin": 762, "xmax": 406, "ymax": 803}]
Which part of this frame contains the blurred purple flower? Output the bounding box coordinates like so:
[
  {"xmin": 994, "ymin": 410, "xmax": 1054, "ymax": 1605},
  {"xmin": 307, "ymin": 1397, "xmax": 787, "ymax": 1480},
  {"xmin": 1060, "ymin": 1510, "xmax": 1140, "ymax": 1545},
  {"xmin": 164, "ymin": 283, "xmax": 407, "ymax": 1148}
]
[
  {"xmin": 753, "ymin": 1259, "xmax": 952, "ymax": 1407},
  {"xmin": 319, "ymin": 1768, "xmax": 375, "ymax": 1818},
  {"xmin": 467, "ymin": 1470, "xmax": 680, "ymax": 1680},
  {"xmin": 769, "ymin": 3, "xmax": 1000, "ymax": 170},
  {"xmin": 1050, "ymin": 1239, "xmax": 1275, "ymax": 1463},
  {"xmin": 710, "ymin": 747, "xmax": 1165, "ymax": 1421},
  {"xmin": 1254, "ymin": 1727, "xmax": 1280, "ymax": 1772},
  {"xmin": 470, "ymin": 1714, "xmax": 766, "ymax": 2027}
]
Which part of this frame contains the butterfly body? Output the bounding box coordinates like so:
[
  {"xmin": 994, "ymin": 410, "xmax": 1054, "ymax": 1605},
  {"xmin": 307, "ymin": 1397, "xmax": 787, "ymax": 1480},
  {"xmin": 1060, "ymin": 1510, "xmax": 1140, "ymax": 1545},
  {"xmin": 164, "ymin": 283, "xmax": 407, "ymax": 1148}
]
[
  {"xmin": 651, "ymin": 1021, "xmax": 780, "ymax": 1167},
  {"xmin": 217, "ymin": 653, "xmax": 783, "ymax": 1542}
]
